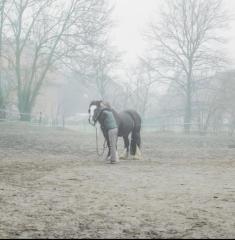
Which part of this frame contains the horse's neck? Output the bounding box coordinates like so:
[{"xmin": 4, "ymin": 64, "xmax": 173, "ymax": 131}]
[{"xmin": 96, "ymin": 108, "xmax": 109, "ymax": 126}]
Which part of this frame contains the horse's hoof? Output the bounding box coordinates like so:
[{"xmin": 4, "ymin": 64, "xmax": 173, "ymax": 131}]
[
  {"xmin": 131, "ymin": 155, "xmax": 141, "ymax": 160},
  {"xmin": 131, "ymin": 147, "xmax": 141, "ymax": 160},
  {"xmin": 120, "ymin": 151, "xmax": 128, "ymax": 160}
]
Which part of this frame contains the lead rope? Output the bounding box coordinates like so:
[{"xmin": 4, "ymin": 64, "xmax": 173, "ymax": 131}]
[{"xmin": 95, "ymin": 126, "xmax": 107, "ymax": 157}]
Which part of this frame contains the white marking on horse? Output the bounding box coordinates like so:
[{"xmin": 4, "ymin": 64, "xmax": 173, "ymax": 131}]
[{"xmin": 89, "ymin": 105, "xmax": 97, "ymax": 124}]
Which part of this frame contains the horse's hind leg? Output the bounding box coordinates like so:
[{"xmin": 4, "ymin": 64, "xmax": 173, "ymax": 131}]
[
  {"xmin": 120, "ymin": 136, "xmax": 129, "ymax": 160},
  {"xmin": 131, "ymin": 128, "xmax": 141, "ymax": 160},
  {"xmin": 136, "ymin": 130, "xmax": 141, "ymax": 150}
]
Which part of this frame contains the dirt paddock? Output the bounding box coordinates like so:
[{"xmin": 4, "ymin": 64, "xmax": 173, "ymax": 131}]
[{"xmin": 0, "ymin": 122, "xmax": 235, "ymax": 239}]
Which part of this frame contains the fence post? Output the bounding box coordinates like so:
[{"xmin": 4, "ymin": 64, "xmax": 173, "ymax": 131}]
[
  {"xmin": 0, "ymin": 106, "xmax": 6, "ymax": 121},
  {"xmin": 62, "ymin": 115, "xmax": 65, "ymax": 129},
  {"xmin": 39, "ymin": 112, "xmax": 42, "ymax": 125}
]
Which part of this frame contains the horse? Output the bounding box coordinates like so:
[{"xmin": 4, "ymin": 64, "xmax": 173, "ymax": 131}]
[{"xmin": 88, "ymin": 100, "xmax": 142, "ymax": 160}]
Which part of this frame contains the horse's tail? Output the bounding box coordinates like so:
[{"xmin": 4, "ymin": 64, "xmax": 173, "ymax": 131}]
[{"xmin": 125, "ymin": 110, "xmax": 141, "ymax": 157}]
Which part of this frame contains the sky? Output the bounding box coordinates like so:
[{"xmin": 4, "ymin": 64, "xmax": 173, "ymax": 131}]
[
  {"xmin": 111, "ymin": 0, "xmax": 159, "ymax": 64},
  {"xmin": 111, "ymin": 0, "xmax": 235, "ymax": 66}
]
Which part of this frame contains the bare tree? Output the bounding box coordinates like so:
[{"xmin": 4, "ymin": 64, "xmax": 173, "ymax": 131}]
[
  {"xmin": 214, "ymin": 71, "xmax": 235, "ymax": 135},
  {"xmin": 146, "ymin": 0, "xmax": 228, "ymax": 133},
  {"xmin": 120, "ymin": 57, "xmax": 160, "ymax": 120},
  {"xmin": 0, "ymin": 0, "xmax": 9, "ymax": 113},
  {"xmin": 55, "ymin": 1, "xmax": 119, "ymax": 102},
  {"xmin": 71, "ymin": 41, "xmax": 120, "ymax": 101},
  {"xmin": 127, "ymin": 59, "xmax": 154, "ymax": 118},
  {"xmin": 90, "ymin": 41, "xmax": 120, "ymax": 100},
  {"xmin": 3, "ymin": 0, "xmax": 111, "ymax": 120},
  {"xmin": 193, "ymin": 69, "xmax": 235, "ymax": 134}
]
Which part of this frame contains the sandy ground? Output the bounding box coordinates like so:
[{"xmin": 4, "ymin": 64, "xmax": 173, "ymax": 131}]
[{"xmin": 0, "ymin": 122, "xmax": 235, "ymax": 239}]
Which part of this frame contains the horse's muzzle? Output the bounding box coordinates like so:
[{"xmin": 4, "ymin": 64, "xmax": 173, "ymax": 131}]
[{"xmin": 88, "ymin": 117, "xmax": 96, "ymax": 126}]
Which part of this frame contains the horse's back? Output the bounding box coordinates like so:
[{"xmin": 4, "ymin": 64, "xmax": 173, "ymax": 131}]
[
  {"xmin": 117, "ymin": 110, "xmax": 141, "ymax": 136},
  {"xmin": 123, "ymin": 110, "xmax": 141, "ymax": 128}
]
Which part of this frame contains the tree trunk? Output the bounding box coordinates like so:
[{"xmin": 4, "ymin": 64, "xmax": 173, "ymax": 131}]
[
  {"xmin": 18, "ymin": 97, "xmax": 33, "ymax": 121},
  {"xmin": 0, "ymin": 0, "xmax": 6, "ymax": 113},
  {"xmin": 184, "ymin": 76, "xmax": 192, "ymax": 134}
]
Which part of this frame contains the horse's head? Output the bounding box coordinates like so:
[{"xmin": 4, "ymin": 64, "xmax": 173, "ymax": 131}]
[
  {"xmin": 88, "ymin": 100, "xmax": 101, "ymax": 125},
  {"xmin": 88, "ymin": 100, "xmax": 111, "ymax": 125}
]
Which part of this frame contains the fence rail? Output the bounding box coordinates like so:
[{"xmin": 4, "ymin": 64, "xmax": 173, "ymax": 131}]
[
  {"xmin": 0, "ymin": 108, "xmax": 64, "ymax": 128},
  {"xmin": 0, "ymin": 108, "xmax": 234, "ymax": 136}
]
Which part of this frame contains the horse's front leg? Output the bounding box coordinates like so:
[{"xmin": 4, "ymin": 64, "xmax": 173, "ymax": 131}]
[{"xmin": 120, "ymin": 135, "xmax": 129, "ymax": 160}]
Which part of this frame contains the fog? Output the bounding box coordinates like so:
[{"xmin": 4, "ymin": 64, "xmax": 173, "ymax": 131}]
[
  {"xmin": 112, "ymin": 0, "xmax": 235, "ymax": 63},
  {"xmin": 1, "ymin": 1, "xmax": 235, "ymax": 238},
  {"xmin": 0, "ymin": 0, "xmax": 235, "ymax": 132}
]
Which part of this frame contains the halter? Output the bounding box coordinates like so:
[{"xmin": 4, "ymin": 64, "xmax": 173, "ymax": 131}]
[{"xmin": 88, "ymin": 107, "xmax": 111, "ymax": 126}]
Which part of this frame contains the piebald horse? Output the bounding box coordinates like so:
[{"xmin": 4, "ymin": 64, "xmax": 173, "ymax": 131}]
[{"xmin": 88, "ymin": 100, "xmax": 141, "ymax": 160}]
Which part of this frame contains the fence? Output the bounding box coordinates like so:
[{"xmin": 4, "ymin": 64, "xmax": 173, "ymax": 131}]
[
  {"xmin": 0, "ymin": 108, "xmax": 234, "ymax": 136},
  {"xmin": 0, "ymin": 108, "xmax": 65, "ymax": 128},
  {"xmin": 141, "ymin": 120, "xmax": 235, "ymax": 136},
  {"xmin": 0, "ymin": 108, "xmax": 95, "ymax": 132}
]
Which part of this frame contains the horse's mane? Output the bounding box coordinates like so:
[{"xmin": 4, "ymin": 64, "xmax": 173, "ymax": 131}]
[{"xmin": 102, "ymin": 101, "xmax": 111, "ymax": 109}]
